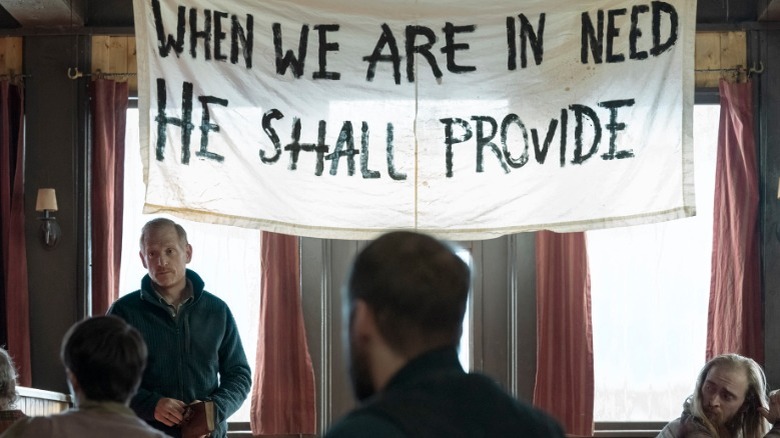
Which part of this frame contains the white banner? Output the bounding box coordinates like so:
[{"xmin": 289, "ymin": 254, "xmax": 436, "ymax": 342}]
[{"xmin": 134, "ymin": 0, "xmax": 696, "ymax": 240}]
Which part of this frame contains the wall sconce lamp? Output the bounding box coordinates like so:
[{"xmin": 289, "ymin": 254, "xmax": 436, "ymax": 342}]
[{"xmin": 35, "ymin": 188, "xmax": 60, "ymax": 249}]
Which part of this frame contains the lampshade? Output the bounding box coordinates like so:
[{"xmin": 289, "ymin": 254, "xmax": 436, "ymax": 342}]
[{"xmin": 36, "ymin": 188, "xmax": 58, "ymax": 212}]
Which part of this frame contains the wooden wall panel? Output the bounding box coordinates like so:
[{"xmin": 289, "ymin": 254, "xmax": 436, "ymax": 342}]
[
  {"xmin": 91, "ymin": 35, "xmax": 137, "ymax": 92},
  {"xmin": 0, "ymin": 37, "xmax": 22, "ymax": 79},
  {"xmin": 88, "ymin": 31, "xmax": 746, "ymax": 95},
  {"xmin": 695, "ymin": 31, "xmax": 749, "ymax": 87},
  {"xmin": 84, "ymin": 31, "xmax": 750, "ymax": 92},
  {"xmin": 0, "ymin": 29, "xmax": 752, "ymax": 94},
  {"xmin": 127, "ymin": 37, "xmax": 138, "ymax": 91}
]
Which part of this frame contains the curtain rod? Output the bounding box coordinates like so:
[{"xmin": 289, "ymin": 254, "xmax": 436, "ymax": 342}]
[
  {"xmin": 694, "ymin": 62, "xmax": 764, "ymax": 75},
  {"xmin": 66, "ymin": 67, "xmax": 136, "ymax": 80},
  {"xmin": 0, "ymin": 73, "xmax": 30, "ymax": 83},
  {"xmin": 63, "ymin": 64, "xmax": 763, "ymax": 81}
]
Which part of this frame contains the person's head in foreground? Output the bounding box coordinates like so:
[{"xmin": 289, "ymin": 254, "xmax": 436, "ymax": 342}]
[
  {"xmin": 1, "ymin": 316, "xmax": 168, "ymax": 438},
  {"xmin": 0, "ymin": 348, "xmax": 19, "ymax": 411},
  {"xmin": 62, "ymin": 315, "xmax": 147, "ymax": 405},
  {"xmin": 327, "ymin": 230, "xmax": 565, "ymax": 438},
  {"xmin": 345, "ymin": 230, "xmax": 470, "ymax": 400},
  {"xmin": 689, "ymin": 353, "xmax": 769, "ymax": 438}
]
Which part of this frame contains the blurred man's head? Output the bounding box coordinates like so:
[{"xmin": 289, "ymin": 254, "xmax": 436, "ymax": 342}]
[
  {"xmin": 691, "ymin": 354, "xmax": 768, "ymax": 437},
  {"xmin": 345, "ymin": 231, "xmax": 470, "ymax": 400},
  {"xmin": 61, "ymin": 315, "xmax": 147, "ymax": 405}
]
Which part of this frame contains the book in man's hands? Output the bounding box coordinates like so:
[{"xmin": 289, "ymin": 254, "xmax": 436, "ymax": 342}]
[{"xmin": 181, "ymin": 400, "xmax": 215, "ymax": 438}]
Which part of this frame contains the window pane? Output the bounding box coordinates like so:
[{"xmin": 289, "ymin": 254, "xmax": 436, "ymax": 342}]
[
  {"xmin": 455, "ymin": 246, "xmax": 473, "ymax": 372},
  {"xmin": 120, "ymin": 108, "xmax": 260, "ymax": 422},
  {"xmin": 587, "ymin": 104, "xmax": 719, "ymax": 421}
]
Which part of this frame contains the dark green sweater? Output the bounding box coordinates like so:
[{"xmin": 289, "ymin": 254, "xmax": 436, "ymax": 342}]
[{"xmin": 108, "ymin": 269, "xmax": 251, "ymax": 438}]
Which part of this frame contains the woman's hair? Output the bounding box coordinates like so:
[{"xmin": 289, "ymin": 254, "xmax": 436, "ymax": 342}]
[
  {"xmin": 0, "ymin": 348, "xmax": 19, "ymax": 410},
  {"xmin": 688, "ymin": 353, "xmax": 769, "ymax": 438}
]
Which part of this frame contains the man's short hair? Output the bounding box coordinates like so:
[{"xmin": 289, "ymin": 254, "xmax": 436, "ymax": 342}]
[
  {"xmin": 139, "ymin": 217, "xmax": 188, "ymax": 249},
  {"xmin": 60, "ymin": 316, "xmax": 147, "ymax": 404},
  {"xmin": 347, "ymin": 231, "xmax": 470, "ymax": 355},
  {"xmin": 690, "ymin": 353, "xmax": 769, "ymax": 438}
]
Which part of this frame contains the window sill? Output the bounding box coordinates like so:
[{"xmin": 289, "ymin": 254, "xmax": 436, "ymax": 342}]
[
  {"xmin": 227, "ymin": 422, "xmax": 316, "ymax": 438},
  {"xmin": 591, "ymin": 422, "xmax": 666, "ymax": 438}
]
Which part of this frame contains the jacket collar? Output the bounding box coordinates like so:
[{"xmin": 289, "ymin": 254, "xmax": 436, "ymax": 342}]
[{"xmin": 139, "ymin": 268, "xmax": 206, "ymax": 304}]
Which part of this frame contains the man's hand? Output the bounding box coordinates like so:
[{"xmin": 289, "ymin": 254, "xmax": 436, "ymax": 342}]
[
  {"xmin": 760, "ymin": 389, "xmax": 780, "ymax": 425},
  {"xmin": 154, "ymin": 397, "xmax": 187, "ymax": 427}
]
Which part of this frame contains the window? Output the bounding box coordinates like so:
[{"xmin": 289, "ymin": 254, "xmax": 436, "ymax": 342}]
[
  {"xmin": 120, "ymin": 104, "xmax": 717, "ymax": 424},
  {"xmin": 587, "ymin": 104, "xmax": 720, "ymax": 421},
  {"xmin": 121, "ymin": 104, "xmax": 475, "ymax": 423},
  {"xmin": 119, "ymin": 108, "xmax": 260, "ymax": 422},
  {"xmin": 455, "ymin": 246, "xmax": 473, "ymax": 372}
]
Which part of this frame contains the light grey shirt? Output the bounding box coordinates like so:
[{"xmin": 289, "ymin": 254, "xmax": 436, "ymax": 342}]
[{"xmin": 0, "ymin": 400, "xmax": 170, "ymax": 438}]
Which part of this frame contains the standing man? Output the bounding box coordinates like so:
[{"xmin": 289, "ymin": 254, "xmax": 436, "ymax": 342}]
[
  {"xmin": 324, "ymin": 230, "xmax": 565, "ymax": 437},
  {"xmin": 109, "ymin": 218, "xmax": 251, "ymax": 438},
  {"xmin": 1, "ymin": 316, "xmax": 168, "ymax": 437},
  {"xmin": 657, "ymin": 353, "xmax": 780, "ymax": 438}
]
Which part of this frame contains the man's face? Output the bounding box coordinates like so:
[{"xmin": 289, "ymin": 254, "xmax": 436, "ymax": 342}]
[
  {"xmin": 700, "ymin": 365, "xmax": 749, "ymax": 427},
  {"xmin": 139, "ymin": 225, "xmax": 192, "ymax": 293},
  {"xmin": 347, "ymin": 304, "xmax": 375, "ymax": 402}
]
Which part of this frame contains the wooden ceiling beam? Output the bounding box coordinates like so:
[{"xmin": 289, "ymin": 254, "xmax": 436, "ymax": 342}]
[{"xmin": 0, "ymin": 0, "xmax": 84, "ymax": 28}]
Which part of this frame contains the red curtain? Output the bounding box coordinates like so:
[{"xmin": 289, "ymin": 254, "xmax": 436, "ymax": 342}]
[
  {"xmin": 251, "ymin": 232, "xmax": 316, "ymax": 436},
  {"xmin": 534, "ymin": 231, "xmax": 593, "ymax": 436},
  {"xmin": 706, "ymin": 79, "xmax": 762, "ymax": 362},
  {"xmin": 0, "ymin": 81, "xmax": 30, "ymax": 386},
  {"xmin": 90, "ymin": 79, "xmax": 128, "ymax": 315}
]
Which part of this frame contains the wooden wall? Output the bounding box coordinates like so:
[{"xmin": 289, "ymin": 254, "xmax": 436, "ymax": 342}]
[
  {"xmin": 0, "ymin": 36, "xmax": 136, "ymax": 89},
  {"xmin": 695, "ymin": 31, "xmax": 750, "ymax": 86},
  {"xmin": 91, "ymin": 35, "xmax": 137, "ymax": 92},
  {"xmin": 0, "ymin": 32, "xmax": 748, "ymax": 90},
  {"xmin": 0, "ymin": 37, "xmax": 21, "ymax": 79}
]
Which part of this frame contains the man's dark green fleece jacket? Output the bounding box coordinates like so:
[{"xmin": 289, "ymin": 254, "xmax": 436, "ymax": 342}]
[{"xmin": 108, "ymin": 269, "xmax": 251, "ymax": 438}]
